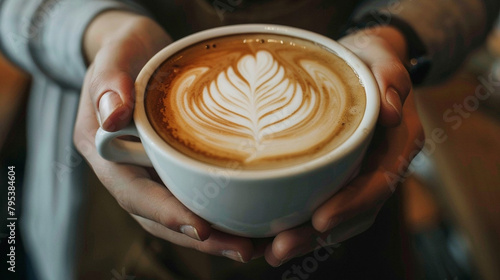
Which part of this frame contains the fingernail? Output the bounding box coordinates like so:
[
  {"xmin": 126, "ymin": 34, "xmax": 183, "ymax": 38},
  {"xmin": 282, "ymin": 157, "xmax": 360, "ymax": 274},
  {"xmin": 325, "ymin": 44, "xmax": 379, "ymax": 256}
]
[
  {"xmin": 385, "ymin": 87, "xmax": 402, "ymax": 119},
  {"xmin": 222, "ymin": 250, "xmax": 245, "ymax": 263},
  {"xmin": 98, "ymin": 91, "xmax": 122, "ymax": 126},
  {"xmin": 180, "ymin": 225, "xmax": 201, "ymax": 241}
]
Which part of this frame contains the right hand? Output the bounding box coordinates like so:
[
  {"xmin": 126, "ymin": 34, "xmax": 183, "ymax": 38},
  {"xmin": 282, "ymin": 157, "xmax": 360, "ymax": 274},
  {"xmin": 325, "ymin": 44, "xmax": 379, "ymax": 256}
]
[{"xmin": 74, "ymin": 11, "xmax": 256, "ymax": 262}]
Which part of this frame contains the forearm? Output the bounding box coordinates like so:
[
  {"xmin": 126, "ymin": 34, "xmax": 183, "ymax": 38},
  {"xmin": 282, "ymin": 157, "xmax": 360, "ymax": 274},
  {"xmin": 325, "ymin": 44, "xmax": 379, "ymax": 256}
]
[
  {"xmin": 0, "ymin": 0, "xmax": 147, "ymax": 89},
  {"xmin": 354, "ymin": 0, "xmax": 500, "ymax": 84}
]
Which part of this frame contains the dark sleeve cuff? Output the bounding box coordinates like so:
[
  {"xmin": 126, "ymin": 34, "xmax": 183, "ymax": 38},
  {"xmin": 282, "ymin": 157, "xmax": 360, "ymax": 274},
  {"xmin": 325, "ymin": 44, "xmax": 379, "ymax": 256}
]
[{"xmin": 344, "ymin": 0, "xmax": 500, "ymax": 85}]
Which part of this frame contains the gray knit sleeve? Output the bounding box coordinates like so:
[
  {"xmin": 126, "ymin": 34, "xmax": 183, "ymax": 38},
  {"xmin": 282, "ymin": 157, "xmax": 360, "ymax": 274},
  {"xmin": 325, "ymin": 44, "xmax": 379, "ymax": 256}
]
[
  {"xmin": 353, "ymin": 0, "xmax": 500, "ymax": 84},
  {"xmin": 0, "ymin": 0, "xmax": 147, "ymax": 89}
]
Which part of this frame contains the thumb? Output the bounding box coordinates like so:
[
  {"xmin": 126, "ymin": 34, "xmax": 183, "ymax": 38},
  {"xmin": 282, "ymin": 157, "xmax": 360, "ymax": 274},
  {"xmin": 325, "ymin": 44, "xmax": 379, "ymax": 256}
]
[
  {"xmin": 90, "ymin": 64, "xmax": 135, "ymax": 132},
  {"xmin": 88, "ymin": 37, "xmax": 155, "ymax": 132},
  {"xmin": 84, "ymin": 13, "xmax": 171, "ymax": 132},
  {"xmin": 369, "ymin": 51, "xmax": 412, "ymax": 126},
  {"xmin": 340, "ymin": 28, "xmax": 412, "ymax": 126}
]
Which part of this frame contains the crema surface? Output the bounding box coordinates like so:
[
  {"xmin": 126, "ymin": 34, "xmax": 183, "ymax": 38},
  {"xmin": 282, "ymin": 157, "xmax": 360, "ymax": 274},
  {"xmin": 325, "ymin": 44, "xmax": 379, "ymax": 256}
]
[{"xmin": 146, "ymin": 34, "xmax": 366, "ymax": 169}]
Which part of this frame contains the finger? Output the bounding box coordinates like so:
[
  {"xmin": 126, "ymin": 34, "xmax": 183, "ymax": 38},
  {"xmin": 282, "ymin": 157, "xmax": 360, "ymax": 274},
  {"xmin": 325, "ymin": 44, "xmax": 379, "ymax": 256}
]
[
  {"xmin": 358, "ymin": 44, "xmax": 411, "ymax": 126},
  {"xmin": 264, "ymin": 226, "xmax": 319, "ymax": 267},
  {"xmin": 89, "ymin": 41, "xmax": 149, "ymax": 132},
  {"xmin": 109, "ymin": 168, "xmax": 212, "ymax": 241},
  {"xmin": 372, "ymin": 59, "xmax": 412, "ymax": 127},
  {"xmin": 133, "ymin": 215, "xmax": 255, "ymax": 263},
  {"xmin": 341, "ymin": 35, "xmax": 412, "ymax": 126},
  {"xmin": 267, "ymin": 214, "xmax": 374, "ymax": 267},
  {"xmin": 84, "ymin": 13, "xmax": 171, "ymax": 132},
  {"xmin": 312, "ymin": 170, "xmax": 390, "ymax": 233},
  {"xmin": 74, "ymin": 79, "xmax": 212, "ymax": 241},
  {"xmin": 312, "ymin": 93, "xmax": 422, "ymax": 233},
  {"xmin": 265, "ymin": 209, "xmax": 378, "ymax": 267},
  {"xmin": 321, "ymin": 209, "xmax": 378, "ymax": 244},
  {"xmin": 265, "ymin": 212, "xmax": 375, "ymax": 268},
  {"xmin": 251, "ymin": 237, "xmax": 273, "ymax": 260}
]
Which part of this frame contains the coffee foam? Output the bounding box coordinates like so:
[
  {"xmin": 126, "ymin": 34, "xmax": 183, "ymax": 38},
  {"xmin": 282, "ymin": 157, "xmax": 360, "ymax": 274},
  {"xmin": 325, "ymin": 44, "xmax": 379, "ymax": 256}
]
[{"xmin": 146, "ymin": 34, "xmax": 366, "ymax": 169}]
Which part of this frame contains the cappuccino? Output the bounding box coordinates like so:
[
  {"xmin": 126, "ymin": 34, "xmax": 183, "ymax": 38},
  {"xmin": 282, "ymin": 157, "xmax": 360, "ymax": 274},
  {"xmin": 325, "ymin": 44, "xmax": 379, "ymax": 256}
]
[{"xmin": 146, "ymin": 33, "xmax": 366, "ymax": 169}]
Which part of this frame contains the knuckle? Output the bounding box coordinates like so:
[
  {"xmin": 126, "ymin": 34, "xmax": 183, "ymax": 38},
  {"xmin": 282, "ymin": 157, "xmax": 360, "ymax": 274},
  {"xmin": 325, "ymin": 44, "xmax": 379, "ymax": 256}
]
[
  {"xmin": 192, "ymin": 240, "xmax": 218, "ymax": 256},
  {"xmin": 372, "ymin": 59, "xmax": 412, "ymax": 98},
  {"xmin": 88, "ymin": 71, "xmax": 106, "ymax": 105},
  {"xmin": 192, "ymin": 241, "xmax": 206, "ymax": 253},
  {"xmin": 113, "ymin": 188, "xmax": 135, "ymax": 214},
  {"xmin": 152, "ymin": 196, "xmax": 180, "ymax": 230},
  {"xmin": 131, "ymin": 214, "xmax": 170, "ymax": 241},
  {"xmin": 151, "ymin": 207, "xmax": 170, "ymax": 228}
]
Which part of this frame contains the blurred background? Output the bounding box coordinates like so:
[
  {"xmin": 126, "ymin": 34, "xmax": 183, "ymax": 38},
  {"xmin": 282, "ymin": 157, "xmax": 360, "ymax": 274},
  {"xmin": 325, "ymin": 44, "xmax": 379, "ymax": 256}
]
[{"xmin": 0, "ymin": 15, "xmax": 499, "ymax": 280}]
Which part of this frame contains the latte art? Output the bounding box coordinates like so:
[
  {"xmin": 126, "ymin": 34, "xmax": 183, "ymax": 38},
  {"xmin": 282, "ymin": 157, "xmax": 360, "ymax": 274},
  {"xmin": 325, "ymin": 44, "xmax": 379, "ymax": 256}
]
[{"xmin": 146, "ymin": 34, "xmax": 366, "ymax": 169}]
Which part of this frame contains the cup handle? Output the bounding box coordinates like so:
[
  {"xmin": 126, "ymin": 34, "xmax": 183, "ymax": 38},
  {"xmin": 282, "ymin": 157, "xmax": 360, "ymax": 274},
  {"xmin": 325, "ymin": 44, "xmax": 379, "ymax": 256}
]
[{"xmin": 95, "ymin": 123, "xmax": 153, "ymax": 167}]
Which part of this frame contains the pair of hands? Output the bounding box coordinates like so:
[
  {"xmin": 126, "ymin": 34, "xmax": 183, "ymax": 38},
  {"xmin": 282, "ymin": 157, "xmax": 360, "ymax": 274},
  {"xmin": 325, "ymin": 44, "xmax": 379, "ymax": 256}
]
[{"xmin": 74, "ymin": 11, "xmax": 423, "ymax": 266}]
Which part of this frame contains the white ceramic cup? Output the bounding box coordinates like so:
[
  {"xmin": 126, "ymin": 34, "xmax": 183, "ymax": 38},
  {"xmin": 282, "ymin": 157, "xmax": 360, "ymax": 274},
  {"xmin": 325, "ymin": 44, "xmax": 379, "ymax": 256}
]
[{"xmin": 95, "ymin": 24, "xmax": 380, "ymax": 237}]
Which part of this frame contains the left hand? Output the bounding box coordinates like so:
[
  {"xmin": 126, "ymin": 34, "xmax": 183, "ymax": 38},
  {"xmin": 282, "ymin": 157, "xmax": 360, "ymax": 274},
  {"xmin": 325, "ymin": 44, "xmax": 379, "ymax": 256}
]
[
  {"xmin": 262, "ymin": 26, "xmax": 425, "ymax": 266},
  {"xmin": 75, "ymin": 11, "xmax": 256, "ymax": 263}
]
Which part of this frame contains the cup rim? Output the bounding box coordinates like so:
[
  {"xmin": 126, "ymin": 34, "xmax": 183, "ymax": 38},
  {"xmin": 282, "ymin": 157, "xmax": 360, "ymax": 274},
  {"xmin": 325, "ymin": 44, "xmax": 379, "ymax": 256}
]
[{"xmin": 134, "ymin": 24, "xmax": 380, "ymax": 179}]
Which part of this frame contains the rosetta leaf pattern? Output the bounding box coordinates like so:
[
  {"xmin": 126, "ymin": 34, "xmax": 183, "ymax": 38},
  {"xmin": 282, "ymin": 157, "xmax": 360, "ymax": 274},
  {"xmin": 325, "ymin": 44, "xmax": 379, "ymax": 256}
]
[{"xmin": 186, "ymin": 50, "xmax": 308, "ymax": 147}]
